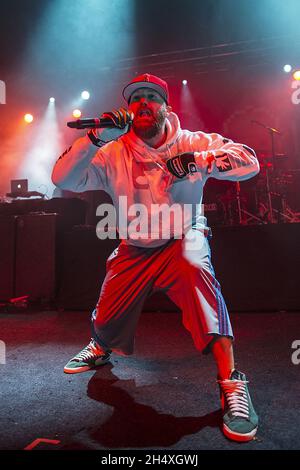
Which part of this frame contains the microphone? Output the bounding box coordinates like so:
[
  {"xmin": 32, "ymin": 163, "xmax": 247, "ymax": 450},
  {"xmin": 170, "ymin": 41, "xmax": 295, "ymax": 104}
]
[
  {"xmin": 67, "ymin": 115, "xmax": 133, "ymax": 129},
  {"xmin": 251, "ymin": 120, "xmax": 282, "ymax": 135}
]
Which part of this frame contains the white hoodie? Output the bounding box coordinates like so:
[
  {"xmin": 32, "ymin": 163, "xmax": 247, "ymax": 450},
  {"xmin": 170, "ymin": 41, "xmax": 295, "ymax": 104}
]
[{"xmin": 52, "ymin": 112, "xmax": 259, "ymax": 247}]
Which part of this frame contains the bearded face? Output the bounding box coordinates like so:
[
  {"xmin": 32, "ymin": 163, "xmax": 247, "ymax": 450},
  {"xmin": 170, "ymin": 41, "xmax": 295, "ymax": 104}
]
[
  {"xmin": 128, "ymin": 88, "xmax": 169, "ymax": 140},
  {"xmin": 132, "ymin": 106, "xmax": 168, "ymax": 139}
]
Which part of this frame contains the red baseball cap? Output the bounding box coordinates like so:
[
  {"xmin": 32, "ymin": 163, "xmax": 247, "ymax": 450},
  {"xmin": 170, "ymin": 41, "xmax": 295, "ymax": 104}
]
[{"xmin": 122, "ymin": 73, "xmax": 169, "ymax": 104}]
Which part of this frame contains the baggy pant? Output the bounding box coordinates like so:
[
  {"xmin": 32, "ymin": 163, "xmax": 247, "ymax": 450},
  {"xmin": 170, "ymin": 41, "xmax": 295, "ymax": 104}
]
[{"xmin": 91, "ymin": 230, "xmax": 233, "ymax": 355}]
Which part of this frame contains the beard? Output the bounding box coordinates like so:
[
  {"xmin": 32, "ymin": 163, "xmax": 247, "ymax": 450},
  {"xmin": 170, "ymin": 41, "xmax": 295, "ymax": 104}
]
[{"xmin": 132, "ymin": 108, "xmax": 167, "ymax": 140}]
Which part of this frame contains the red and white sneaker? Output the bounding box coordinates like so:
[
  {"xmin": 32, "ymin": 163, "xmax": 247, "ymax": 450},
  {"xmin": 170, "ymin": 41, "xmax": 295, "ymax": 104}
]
[{"xmin": 64, "ymin": 339, "xmax": 111, "ymax": 374}]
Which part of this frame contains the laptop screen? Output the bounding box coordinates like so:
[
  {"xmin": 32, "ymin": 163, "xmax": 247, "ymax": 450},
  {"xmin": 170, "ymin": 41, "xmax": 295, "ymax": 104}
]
[{"xmin": 11, "ymin": 179, "xmax": 28, "ymax": 194}]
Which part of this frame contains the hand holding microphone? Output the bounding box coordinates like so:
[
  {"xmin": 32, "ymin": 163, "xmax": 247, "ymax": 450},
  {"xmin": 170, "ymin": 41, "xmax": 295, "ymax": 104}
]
[
  {"xmin": 67, "ymin": 107, "xmax": 133, "ymax": 129},
  {"xmin": 67, "ymin": 107, "xmax": 134, "ymax": 147},
  {"xmin": 100, "ymin": 108, "xmax": 133, "ymax": 129}
]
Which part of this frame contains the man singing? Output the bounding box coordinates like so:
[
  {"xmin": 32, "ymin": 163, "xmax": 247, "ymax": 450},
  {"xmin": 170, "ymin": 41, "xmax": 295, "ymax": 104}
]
[{"xmin": 52, "ymin": 73, "xmax": 259, "ymax": 442}]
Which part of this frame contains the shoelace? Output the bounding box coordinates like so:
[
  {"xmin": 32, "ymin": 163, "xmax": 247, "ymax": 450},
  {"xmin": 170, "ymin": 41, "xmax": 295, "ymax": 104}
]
[
  {"xmin": 219, "ymin": 379, "xmax": 250, "ymax": 419},
  {"xmin": 73, "ymin": 341, "xmax": 104, "ymax": 362}
]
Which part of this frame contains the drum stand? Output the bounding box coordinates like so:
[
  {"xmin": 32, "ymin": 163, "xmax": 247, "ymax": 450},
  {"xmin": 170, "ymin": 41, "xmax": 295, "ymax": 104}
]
[
  {"xmin": 272, "ymin": 195, "xmax": 300, "ymax": 223},
  {"xmin": 236, "ymin": 182, "xmax": 266, "ymax": 225},
  {"xmin": 265, "ymin": 163, "xmax": 275, "ymax": 223},
  {"xmin": 251, "ymin": 120, "xmax": 283, "ymax": 223}
]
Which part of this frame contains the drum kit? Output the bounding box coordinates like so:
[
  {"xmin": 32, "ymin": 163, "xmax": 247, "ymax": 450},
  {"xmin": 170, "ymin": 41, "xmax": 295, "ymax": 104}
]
[
  {"xmin": 212, "ymin": 120, "xmax": 300, "ymax": 226},
  {"xmin": 215, "ymin": 158, "xmax": 300, "ymax": 226}
]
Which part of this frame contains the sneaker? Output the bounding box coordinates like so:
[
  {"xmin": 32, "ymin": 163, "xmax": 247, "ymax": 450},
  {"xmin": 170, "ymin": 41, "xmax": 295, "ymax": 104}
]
[
  {"xmin": 64, "ymin": 339, "xmax": 111, "ymax": 374},
  {"xmin": 218, "ymin": 369, "xmax": 258, "ymax": 442}
]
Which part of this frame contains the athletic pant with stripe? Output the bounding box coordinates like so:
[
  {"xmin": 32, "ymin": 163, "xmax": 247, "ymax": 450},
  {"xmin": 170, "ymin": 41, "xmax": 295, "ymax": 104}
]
[{"xmin": 91, "ymin": 230, "xmax": 233, "ymax": 355}]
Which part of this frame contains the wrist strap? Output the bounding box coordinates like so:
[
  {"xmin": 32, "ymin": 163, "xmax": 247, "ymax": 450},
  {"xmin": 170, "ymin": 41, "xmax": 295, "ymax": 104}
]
[{"xmin": 87, "ymin": 129, "xmax": 105, "ymax": 148}]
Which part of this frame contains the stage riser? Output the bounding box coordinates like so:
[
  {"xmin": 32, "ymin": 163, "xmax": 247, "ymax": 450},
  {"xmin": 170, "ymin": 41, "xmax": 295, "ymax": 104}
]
[
  {"xmin": 211, "ymin": 224, "xmax": 300, "ymax": 311},
  {"xmin": 1, "ymin": 215, "xmax": 299, "ymax": 310},
  {"xmin": 58, "ymin": 224, "xmax": 300, "ymax": 312}
]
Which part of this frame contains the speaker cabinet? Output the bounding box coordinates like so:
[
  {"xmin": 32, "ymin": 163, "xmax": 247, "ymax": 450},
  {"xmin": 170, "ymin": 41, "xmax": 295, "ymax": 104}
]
[
  {"xmin": 0, "ymin": 216, "xmax": 17, "ymax": 300},
  {"xmin": 15, "ymin": 214, "xmax": 57, "ymax": 301}
]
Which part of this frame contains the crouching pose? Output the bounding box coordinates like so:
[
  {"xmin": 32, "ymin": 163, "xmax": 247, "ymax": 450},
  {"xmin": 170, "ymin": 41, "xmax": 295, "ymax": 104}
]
[{"xmin": 52, "ymin": 73, "xmax": 259, "ymax": 442}]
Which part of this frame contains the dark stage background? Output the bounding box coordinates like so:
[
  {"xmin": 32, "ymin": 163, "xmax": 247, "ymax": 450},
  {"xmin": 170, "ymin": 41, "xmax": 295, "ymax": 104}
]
[
  {"xmin": 0, "ymin": 198, "xmax": 299, "ymax": 312},
  {"xmin": 1, "ymin": 0, "xmax": 300, "ymax": 310},
  {"xmin": 1, "ymin": 0, "xmax": 300, "ymax": 196}
]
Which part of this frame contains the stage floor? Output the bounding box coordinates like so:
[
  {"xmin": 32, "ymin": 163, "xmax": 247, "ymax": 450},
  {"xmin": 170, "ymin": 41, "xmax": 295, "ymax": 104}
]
[{"xmin": 0, "ymin": 309, "xmax": 299, "ymax": 450}]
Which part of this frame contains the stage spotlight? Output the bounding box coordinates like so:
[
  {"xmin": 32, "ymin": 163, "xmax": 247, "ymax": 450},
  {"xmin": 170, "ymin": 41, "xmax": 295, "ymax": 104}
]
[
  {"xmin": 81, "ymin": 91, "xmax": 90, "ymax": 100},
  {"xmin": 24, "ymin": 113, "xmax": 34, "ymax": 123},
  {"xmin": 49, "ymin": 97, "xmax": 55, "ymax": 103},
  {"xmin": 283, "ymin": 64, "xmax": 292, "ymax": 73},
  {"xmin": 20, "ymin": 96, "xmax": 64, "ymax": 197},
  {"xmin": 182, "ymin": 80, "xmax": 188, "ymax": 85},
  {"xmin": 293, "ymin": 70, "xmax": 300, "ymax": 81},
  {"xmin": 73, "ymin": 109, "xmax": 82, "ymax": 118}
]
